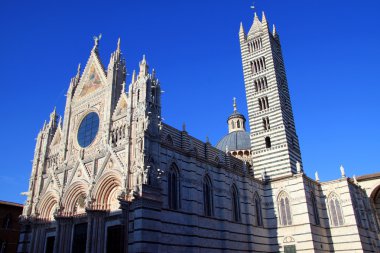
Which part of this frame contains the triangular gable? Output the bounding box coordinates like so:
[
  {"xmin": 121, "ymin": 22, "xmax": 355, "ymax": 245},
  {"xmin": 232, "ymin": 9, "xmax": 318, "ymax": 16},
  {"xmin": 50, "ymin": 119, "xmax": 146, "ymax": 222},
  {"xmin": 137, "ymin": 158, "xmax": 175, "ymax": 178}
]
[
  {"xmin": 95, "ymin": 145, "xmax": 125, "ymax": 182},
  {"xmin": 112, "ymin": 92, "xmax": 128, "ymax": 118},
  {"xmin": 65, "ymin": 160, "xmax": 91, "ymax": 188},
  {"xmin": 74, "ymin": 51, "xmax": 107, "ymax": 99}
]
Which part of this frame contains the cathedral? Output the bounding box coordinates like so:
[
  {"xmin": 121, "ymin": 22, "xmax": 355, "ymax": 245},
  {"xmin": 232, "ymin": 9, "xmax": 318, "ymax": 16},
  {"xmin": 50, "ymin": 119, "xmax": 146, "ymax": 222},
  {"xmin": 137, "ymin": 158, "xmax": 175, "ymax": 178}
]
[{"xmin": 18, "ymin": 10, "xmax": 380, "ymax": 253}]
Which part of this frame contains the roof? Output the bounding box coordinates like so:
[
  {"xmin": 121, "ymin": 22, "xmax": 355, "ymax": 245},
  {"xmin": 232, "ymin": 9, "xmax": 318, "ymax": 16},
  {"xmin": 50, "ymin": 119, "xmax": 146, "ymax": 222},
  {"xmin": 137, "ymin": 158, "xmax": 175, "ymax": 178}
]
[
  {"xmin": 0, "ymin": 200, "xmax": 23, "ymax": 208},
  {"xmin": 215, "ymin": 130, "xmax": 251, "ymax": 152},
  {"xmin": 357, "ymin": 172, "xmax": 380, "ymax": 182},
  {"xmin": 227, "ymin": 110, "xmax": 246, "ymax": 122}
]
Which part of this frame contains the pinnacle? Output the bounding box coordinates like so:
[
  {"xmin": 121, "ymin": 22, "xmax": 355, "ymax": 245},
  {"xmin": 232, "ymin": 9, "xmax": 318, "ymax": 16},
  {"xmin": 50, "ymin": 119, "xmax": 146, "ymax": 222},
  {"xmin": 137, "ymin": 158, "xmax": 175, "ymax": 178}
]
[
  {"xmin": 262, "ymin": 11, "xmax": 267, "ymax": 23},
  {"xmin": 117, "ymin": 37, "xmax": 121, "ymax": 52},
  {"xmin": 239, "ymin": 22, "xmax": 245, "ymax": 34},
  {"xmin": 76, "ymin": 63, "xmax": 81, "ymax": 78}
]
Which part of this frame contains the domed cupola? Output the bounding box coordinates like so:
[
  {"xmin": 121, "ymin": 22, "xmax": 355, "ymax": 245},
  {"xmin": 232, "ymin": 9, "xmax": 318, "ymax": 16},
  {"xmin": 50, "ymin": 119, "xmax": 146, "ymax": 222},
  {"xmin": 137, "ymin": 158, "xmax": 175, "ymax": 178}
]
[
  {"xmin": 216, "ymin": 98, "xmax": 252, "ymax": 162},
  {"xmin": 227, "ymin": 97, "xmax": 246, "ymax": 133}
]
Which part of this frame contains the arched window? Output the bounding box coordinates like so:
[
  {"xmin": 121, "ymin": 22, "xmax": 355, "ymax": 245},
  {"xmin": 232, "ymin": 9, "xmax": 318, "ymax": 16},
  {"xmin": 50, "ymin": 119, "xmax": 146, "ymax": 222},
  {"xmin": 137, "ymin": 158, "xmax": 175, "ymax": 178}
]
[
  {"xmin": 254, "ymin": 193, "xmax": 263, "ymax": 227},
  {"xmin": 168, "ymin": 164, "xmax": 180, "ymax": 210},
  {"xmin": 263, "ymin": 117, "xmax": 270, "ymax": 130},
  {"xmin": 165, "ymin": 134, "xmax": 174, "ymax": 146},
  {"xmin": 137, "ymin": 89, "xmax": 140, "ymax": 102},
  {"xmin": 231, "ymin": 184, "xmax": 241, "ymax": 222},
  {"xmin": 278, "ymin": 191, "xmax": 292, "ymax": 226},
  {"xmin": 328, "ymin": 193, "xmax": 344, "ymax": 226},
  {"xmin": 310, "ymin": 192, "xmax": 320, "ymax": 225},
  {"xmin": 265, "ymin": 137, "xmax": 271, "ymax": 148},
  {"xmin": 203, "ymin": 175, "xmax": 214, "ymax": 216},
  {"xmin": 2, "ymin": 214, "xmax": 11, "ymax": 229},
  {"xmin": 237, "ymin": 120, "xmax": 241, "ymax": 128},
  {"xmin": 231, "ymin": 121, "xmax": 235, "ymax": 129}
]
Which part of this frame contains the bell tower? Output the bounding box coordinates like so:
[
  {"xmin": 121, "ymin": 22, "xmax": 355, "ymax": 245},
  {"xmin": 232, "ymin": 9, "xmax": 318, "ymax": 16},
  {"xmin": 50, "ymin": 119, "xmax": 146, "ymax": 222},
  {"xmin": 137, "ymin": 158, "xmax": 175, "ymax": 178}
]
[{"xmin": 239, "ymin": 12, "xmax": 302, "ymax": 178}]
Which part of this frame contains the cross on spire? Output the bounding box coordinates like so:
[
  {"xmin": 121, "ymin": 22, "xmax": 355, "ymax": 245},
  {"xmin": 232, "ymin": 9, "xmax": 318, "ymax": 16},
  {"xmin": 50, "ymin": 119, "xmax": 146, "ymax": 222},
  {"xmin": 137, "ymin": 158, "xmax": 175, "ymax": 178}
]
[
  {"xmin": 233, "ymin": 97, "xmax": 237, "ymax": 111},
  {"xmin": 250, "ymin": 1, "xmax": 255, "ymax": 10}
]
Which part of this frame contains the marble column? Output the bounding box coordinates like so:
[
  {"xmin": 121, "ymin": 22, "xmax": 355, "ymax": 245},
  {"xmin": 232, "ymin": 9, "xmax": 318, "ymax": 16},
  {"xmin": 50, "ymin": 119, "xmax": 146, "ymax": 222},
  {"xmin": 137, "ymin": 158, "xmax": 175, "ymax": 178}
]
[
  {"xmin": 53, "ymin": 216, "xmax": 73, "ymax": 253},
  {"xmin": 119, "ymin": 200, "xmax": 130, "ymax": 253},
  {"xmin": 85, "ymin": 209, "xmax": 107, "ymax": 253}
]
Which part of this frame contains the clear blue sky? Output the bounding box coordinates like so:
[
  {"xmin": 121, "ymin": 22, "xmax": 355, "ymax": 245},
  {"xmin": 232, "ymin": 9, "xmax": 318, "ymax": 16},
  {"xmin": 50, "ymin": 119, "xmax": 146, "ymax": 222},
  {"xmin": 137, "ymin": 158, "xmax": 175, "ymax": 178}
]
[{"xmin": 0, "ymin": 0, "xmax": 379, "ymax": 204}]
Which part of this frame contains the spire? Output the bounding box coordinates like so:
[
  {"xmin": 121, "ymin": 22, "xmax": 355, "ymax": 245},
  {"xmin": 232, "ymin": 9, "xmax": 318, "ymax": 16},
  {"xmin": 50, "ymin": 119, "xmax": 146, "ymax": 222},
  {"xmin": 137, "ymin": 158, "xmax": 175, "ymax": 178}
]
[
  {"xmin": 131, "ymin": 69, "xmax": 136, "ymax": 83},
  {"xmin": 50, "ymin": 107, "xmax": 57, "ymax": 120},
  {"xmin": 117, "ymin": 37, "xmax": 121, "ymax": 53},
  {"xmin": 239, "ymin": 22, "xmax": 245, "ymax": 34},
  {"xmin": 139, "ymin": 55, "xmax": 149, "ymax": 77},
  {"xmin": 49, "ymin": 107, "xmax": 58, "ymax": 128},
  {"xmin": 254, "ymin": 12, "xmax": 259, "ymax": 23},
  {"xmin": 233, "ymin": 97, "xmax": 237, "ymax": 112},
  {"xmin": 76, "ymin": 63, "xmax": 81, "ymax": 80},
  {"xmin": 248, "ymin": 12, "xmax": 262, "ymax": 38},
  {"xmin": 239, "ymin": 22, "xmax": 246, "ymax": 42},
  {"xmin": 262, "ymin": 11, "xmax": 267, "ymax": 24},
  {"xmin": 152, "ymin": 68, "xmax": 156, "ymax": 79}
]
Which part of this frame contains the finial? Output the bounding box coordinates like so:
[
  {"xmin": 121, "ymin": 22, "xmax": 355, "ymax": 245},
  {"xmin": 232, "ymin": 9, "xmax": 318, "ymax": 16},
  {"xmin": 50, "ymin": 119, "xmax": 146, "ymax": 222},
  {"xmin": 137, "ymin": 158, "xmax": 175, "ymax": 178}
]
[
  {"xmin": 296, "ymin": 161, "xmax": 302, "ymax": 173},
  {"xmin": 273, "ymin": 24, "xmax": 277, "ymax": 37},
  {"xmin": 206, "ymin": 136, "xmax": 210, "ymax": 143},
  {"xmin": 76, "ymin": 63, "xmax": 81, "ymax": 78},
  {"xmin": 182, "ymin": 122, "xmax": 186, "ymax": 132},
  {"xmin": 117, "ymin": 37, "xmax": 121, "ymax": 51},
  {"xmin": 121, "ymin": 82, "xmax": 126, "ymax": 92},
  {"xmin": 340, "ymin": 165, "xmax": 346, "ymax": 178},
  {"xmin": 353, "ymin": 175, "xmax": 358, "ymax": 184},
  {"xmin": 233, "ymin": 97, "xmax": 237, "ymax": 111},
  {"xmin": 139, "ymin": 55, "xmax": 148, "ymax": 76},
  {"xmin": 131, "ymin": 69, "xmax": 136, "ymax": 83},
  {"xmin": 93, "ymin": 33, "xmax": 102, "ymax": 51},
  {"xmin": 315, "ymin": 171, "xmax": 320, "ymax": 182},
  {"xmin": 152, "ymin": 68, "xmax": 156, "ymax": 79},
  {"xmin": 250, "ymin": 1, "xmax": 255, "ymax": 11}
]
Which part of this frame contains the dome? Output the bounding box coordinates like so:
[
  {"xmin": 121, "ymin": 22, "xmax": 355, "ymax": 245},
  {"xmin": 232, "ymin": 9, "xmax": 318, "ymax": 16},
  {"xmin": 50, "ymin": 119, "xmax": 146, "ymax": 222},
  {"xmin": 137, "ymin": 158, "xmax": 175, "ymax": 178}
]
[
  {"xmin": 215, "ymin": 130, "xmax": 251, "ymax": 152},
  {"xmin": 227, "ymin": 110, "xmax": 246, "ymax": 122}
]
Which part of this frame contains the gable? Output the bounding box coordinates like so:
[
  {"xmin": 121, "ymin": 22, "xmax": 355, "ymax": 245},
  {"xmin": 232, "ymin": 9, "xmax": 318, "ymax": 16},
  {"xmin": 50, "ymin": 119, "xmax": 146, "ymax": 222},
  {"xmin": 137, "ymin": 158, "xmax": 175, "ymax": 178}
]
[
  {"xmin": 112, "ymin": 92, "xmax": 128, "ymax": 118},
  {"xmin": 74, "ymin": 51, "xmax": 107, "ymax": 99},
  {"xmin": 79, "ymin": 63, "xmax": 103, "ymax": 97}
]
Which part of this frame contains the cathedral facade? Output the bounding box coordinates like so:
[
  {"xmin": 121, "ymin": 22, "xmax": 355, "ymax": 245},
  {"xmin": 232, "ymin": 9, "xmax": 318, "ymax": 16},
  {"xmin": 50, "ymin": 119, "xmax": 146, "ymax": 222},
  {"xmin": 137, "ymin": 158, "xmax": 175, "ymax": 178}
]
[{"xmin": 18, "ymin": 11, "xmax": 380, "ymax": 253}]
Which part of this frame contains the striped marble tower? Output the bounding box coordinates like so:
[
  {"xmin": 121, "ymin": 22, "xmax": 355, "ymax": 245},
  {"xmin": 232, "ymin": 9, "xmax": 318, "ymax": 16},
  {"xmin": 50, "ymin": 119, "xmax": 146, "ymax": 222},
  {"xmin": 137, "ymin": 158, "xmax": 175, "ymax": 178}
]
[{"xmin": 239, "ymin": 12, "xmax": 302, "ymax": 179}]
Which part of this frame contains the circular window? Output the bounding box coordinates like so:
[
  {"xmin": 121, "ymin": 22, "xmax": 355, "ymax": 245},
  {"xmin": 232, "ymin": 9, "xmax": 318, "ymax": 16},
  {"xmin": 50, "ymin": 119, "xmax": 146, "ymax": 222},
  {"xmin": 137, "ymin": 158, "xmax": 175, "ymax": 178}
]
[{"xmin": 77, "ymin": 112, "xmax": 99, "ymax": 148}]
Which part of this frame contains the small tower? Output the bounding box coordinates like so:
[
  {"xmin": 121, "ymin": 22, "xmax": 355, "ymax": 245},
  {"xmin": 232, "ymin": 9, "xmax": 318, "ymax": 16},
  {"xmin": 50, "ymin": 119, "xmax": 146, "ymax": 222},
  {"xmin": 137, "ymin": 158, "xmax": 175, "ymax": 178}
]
[
  {"xmin": 228, "ymin": 97, "xmax": 246, "ymax": 133},
  {"xmin": 239, "ymin": 12, "xmax": 302, "ymax": 178},
  {"xmin": 216, "ymin": 98, "xmax": 251, "ymax": 163}
]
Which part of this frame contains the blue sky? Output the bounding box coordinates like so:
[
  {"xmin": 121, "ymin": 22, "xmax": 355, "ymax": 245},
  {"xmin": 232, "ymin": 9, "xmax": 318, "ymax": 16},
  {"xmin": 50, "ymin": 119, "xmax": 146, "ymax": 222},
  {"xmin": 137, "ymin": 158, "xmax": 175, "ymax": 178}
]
[{"xmin": 0, "ymin": 0, "xmax": 379, "ymax": 204}]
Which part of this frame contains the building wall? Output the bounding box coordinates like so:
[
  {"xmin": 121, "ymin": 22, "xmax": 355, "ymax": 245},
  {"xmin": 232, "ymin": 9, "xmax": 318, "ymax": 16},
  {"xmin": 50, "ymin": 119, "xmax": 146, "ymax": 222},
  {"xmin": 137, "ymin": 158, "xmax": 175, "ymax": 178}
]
[{"xmin": 0, "ymin": 201, "xmax": 23, "ymax": 253}]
